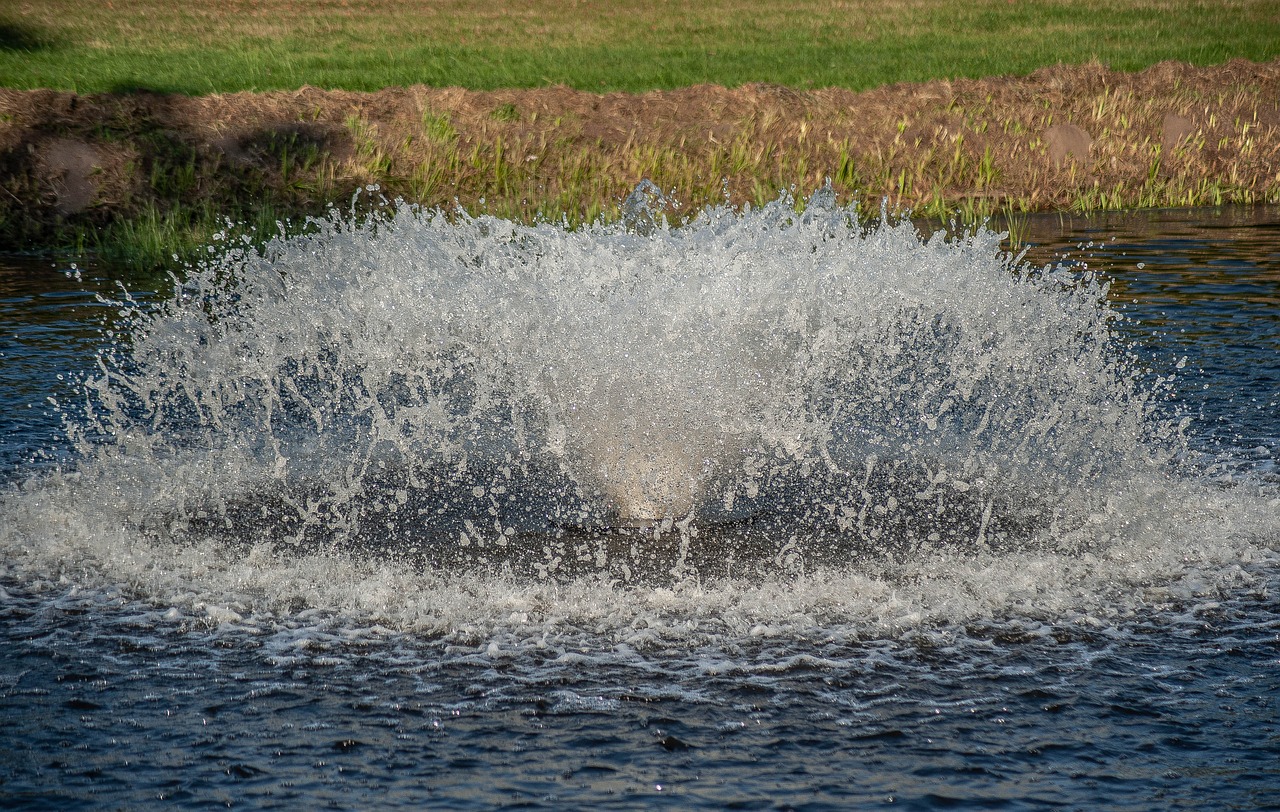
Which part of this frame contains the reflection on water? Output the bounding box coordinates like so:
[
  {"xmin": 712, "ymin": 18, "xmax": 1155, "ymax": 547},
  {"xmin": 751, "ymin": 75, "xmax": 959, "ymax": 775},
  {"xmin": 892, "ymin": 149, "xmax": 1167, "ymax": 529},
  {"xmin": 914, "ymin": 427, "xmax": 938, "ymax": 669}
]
[
  {"xmin": 0, "ymin": 260, "xmax": 115, "ymax": 474},
  {"xmin": 1015, "ymin": 206, "xmax": 1280, "ymax": 479}
]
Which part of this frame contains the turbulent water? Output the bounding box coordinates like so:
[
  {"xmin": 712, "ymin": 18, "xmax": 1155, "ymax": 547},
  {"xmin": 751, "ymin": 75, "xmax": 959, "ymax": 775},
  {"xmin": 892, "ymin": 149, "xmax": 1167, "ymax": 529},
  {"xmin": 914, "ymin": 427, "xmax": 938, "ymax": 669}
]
[{"xmin": 1, "ymin": 196, "xmax": 1277, "ymax": 808}]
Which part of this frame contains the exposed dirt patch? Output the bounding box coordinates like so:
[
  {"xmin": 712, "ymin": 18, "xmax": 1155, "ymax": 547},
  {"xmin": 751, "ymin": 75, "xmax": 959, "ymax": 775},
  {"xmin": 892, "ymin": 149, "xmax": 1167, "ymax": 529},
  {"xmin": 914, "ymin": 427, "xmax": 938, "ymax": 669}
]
[{"xmin": 2, "ymin": 58, "xmax": 1278, "ymax": 255}]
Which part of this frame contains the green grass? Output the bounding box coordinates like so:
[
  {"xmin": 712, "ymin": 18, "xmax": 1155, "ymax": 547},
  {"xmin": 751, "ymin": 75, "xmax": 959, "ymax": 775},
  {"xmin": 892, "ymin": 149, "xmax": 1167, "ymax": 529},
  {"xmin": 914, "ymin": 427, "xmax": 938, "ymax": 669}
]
[{"xmin": 2, "ymin": 0, "xmax": 1277, "ymax": 94}]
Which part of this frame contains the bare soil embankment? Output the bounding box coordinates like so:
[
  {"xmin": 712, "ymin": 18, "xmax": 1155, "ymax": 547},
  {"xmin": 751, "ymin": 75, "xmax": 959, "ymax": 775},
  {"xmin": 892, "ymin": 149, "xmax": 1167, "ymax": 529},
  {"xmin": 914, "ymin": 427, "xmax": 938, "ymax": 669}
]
[{"xmin": 2, "ymin": 59, "xmax": 1278, "ymax": 258}]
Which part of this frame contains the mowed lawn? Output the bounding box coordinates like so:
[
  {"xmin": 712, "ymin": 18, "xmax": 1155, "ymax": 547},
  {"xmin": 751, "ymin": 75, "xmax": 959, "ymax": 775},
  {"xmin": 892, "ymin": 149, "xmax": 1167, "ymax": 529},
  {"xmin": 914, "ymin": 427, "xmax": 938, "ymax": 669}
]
[{"xmin": 1, "ymin": 0, "xmax": 1278, "ymax": 94}]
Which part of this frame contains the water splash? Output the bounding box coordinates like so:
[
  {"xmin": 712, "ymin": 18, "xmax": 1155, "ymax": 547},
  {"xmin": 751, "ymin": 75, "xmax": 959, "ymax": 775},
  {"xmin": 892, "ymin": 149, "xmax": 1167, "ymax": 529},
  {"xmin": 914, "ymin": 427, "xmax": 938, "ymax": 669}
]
[
  {"xmin": 2, "ymin": 195, "xmax": 1278, "ymax": 666},
  {"xmin": 32, "ymin": 191, "xmax": 1175, "ymax": 577},
  {"xmin": 8, "ymin": 188, "xmax": 1278, "ymax": 644}
]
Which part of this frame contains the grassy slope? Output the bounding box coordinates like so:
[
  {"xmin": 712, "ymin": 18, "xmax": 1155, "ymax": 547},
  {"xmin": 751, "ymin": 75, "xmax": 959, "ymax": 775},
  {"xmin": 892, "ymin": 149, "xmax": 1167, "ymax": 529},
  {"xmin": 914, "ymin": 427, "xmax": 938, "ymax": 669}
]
[{"xmin": 2, "ymin": 0, "xmax": 1278, "ymax": 93}]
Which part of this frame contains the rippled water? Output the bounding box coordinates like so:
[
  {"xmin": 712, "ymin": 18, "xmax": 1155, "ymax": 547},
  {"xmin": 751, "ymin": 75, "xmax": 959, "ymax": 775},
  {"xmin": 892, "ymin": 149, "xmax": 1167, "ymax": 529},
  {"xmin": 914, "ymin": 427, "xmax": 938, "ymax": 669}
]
[{"xmin": 1, "ymin": 201, "xmax": 1277, "ymax": 809}]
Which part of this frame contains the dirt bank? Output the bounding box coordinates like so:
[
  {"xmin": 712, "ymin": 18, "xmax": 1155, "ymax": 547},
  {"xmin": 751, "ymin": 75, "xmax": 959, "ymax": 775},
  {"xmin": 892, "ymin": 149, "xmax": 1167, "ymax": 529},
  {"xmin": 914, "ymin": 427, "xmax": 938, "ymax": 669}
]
[{"xmin": 2, "ymin": 59, "xmax": 1279, "ymax": 260}]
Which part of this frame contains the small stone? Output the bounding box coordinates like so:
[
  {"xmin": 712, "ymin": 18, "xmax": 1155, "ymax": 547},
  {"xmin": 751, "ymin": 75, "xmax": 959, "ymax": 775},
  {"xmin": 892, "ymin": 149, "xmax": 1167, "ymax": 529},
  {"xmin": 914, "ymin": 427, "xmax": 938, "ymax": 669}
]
[
  {"xmin": 40, "ymin": 138, "xmax": 100, "ymax": 215},
  {"xmin": 1044, "ymin": 123, "xmax": 1092, "ymax": 166},
  {"xmin": 1161, "ymin": 113, "xmax": 1195, "ymax": 154}
]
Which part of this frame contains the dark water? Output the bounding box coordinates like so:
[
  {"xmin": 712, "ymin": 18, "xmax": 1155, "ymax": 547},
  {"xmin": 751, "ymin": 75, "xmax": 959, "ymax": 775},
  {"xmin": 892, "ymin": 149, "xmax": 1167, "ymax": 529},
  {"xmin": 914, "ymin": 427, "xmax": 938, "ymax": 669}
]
[
  {"xmin": 1, "ymin": 205, "xmax": 1278, "ymax": 809},
  {"xmin": 4, "ymin": 587, "xmax": 1278, "ymax": 810},
  {"xmin": 1035, "ymin": 207, "xmax": 1279, "ymax": 475},
  {"xmin": 0, "ymin": 263, "xmax": 112, "ymax": 477}
]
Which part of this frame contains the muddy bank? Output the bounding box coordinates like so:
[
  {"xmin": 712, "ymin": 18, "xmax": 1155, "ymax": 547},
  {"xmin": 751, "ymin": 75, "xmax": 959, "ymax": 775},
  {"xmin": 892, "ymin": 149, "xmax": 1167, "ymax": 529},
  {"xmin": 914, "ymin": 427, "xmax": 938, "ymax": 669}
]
[{"xmin": 2, "ymin": 59, "xmax": 1279, "ymax": 260}]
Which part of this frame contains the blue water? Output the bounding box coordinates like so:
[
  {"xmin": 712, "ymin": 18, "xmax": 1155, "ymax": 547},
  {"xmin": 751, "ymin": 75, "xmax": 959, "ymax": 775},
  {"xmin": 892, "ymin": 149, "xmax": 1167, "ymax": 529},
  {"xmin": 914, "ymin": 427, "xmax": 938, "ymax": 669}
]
[{"xmin": 1, "ymin": 203, "xmax": 1278, "ymax": 809}]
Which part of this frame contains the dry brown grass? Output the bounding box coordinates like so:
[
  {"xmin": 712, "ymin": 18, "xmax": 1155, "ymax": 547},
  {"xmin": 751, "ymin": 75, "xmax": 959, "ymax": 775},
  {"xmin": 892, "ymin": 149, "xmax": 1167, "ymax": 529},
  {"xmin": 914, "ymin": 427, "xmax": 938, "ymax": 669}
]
[{"xmin": 2, "ymin": 58, "xmax": 1278, "ymax": 262}]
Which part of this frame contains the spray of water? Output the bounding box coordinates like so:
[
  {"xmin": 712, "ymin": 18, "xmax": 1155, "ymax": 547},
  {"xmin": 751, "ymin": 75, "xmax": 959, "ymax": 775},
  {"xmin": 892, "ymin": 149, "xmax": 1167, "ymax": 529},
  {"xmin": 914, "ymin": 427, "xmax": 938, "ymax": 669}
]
[
  {"xmin": 50, "ymin": 188, "xmax": 1165, "ymax": 569},
  {"xmin": 6, "ymin": 187, "xmax": 1274, "ymax": 642}
]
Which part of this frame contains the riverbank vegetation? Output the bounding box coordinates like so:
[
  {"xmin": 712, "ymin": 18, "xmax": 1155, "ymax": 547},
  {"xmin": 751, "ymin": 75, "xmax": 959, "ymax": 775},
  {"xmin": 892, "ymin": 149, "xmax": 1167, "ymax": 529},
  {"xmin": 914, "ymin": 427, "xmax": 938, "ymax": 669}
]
[
  {"xmin": 4, "ymin": 59, "xmax": 1280, "ymax": 268},
  {"xmin": 1, "ymin": 2, "xmax": 1278, "ymax": 268}
]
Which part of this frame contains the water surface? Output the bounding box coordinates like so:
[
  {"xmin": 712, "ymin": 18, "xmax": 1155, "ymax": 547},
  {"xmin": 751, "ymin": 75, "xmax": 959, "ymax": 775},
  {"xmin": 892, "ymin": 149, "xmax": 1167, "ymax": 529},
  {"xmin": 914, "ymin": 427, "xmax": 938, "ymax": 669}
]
[{"xmin": 1, "ymin": 201, "xmax": 1277, "ymax": 809}]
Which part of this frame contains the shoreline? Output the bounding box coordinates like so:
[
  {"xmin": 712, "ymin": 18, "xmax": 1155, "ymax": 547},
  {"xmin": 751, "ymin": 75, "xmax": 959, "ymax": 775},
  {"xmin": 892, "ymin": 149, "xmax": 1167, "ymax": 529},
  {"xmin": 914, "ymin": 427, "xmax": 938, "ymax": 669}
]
[{"xmin": 2, "ymin": 58, "xmax": 1279, "ymax": 267}]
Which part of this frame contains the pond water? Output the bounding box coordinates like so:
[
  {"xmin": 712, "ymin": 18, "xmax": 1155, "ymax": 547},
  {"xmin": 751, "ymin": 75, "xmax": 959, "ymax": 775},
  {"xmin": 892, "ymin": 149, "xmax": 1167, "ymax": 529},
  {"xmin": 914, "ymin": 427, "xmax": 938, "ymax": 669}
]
[{"xmin": 1, "ymin": 200, "xmax": 1277, "ymax": 809}]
